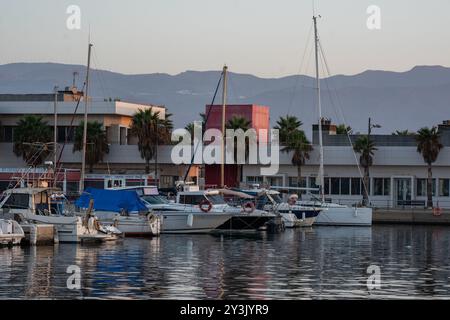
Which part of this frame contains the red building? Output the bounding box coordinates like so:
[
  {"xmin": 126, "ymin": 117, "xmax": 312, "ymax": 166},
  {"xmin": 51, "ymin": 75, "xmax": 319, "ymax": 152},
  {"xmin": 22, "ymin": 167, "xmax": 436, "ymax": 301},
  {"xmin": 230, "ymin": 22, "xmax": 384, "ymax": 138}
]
[{"xmin": 204, "ymin": 104, "xmax": 270, "ymax": 187}]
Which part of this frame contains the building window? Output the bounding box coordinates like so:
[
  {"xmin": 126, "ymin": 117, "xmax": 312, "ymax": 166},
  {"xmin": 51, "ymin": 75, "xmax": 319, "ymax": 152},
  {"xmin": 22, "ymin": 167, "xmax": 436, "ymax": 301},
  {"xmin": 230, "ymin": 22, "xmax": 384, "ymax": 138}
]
[
  {"xmin": 341, "ymin": 178, "xmax": 350, "ymax": 195},
  {"xmin": 439, "ymin": 179, "xmax": 450, "ymax": 197},
  {"xmin": 1, "ymin": 126, "xmax": 14, "ymax": 142},
  {"xmin": 289, "ymin": 177, "xmax": 306, "ymax": 188},
  {"xmin": 351, "ymin": 178, "xmax": 361, "ymax": 195},
  {"xmin": 160, "ymin": 175, "xmax": 178, "ymax": 188},
  {"xmin": 66, "ymin": 181, "xmax": 80, "ymax": 196},
  {"xmin": 330, "ymin": 178, "xmax": 340, "ymax": 195},
  {"xmin": 247, "ymin": 176, "xmax": 263, "ymax": 186},
  {"xmin": 374, "ymin": 178, "xmax": 390, "ymax": 196},
  {"xmin": 120, "ymin": 127, "xmax": 127, "ymax": 145},
  {"xmin": 266, "ymin": 176, "xmax": 283, "ymax": 187},
  {"xmin": 57, "ymin": 126, "xmax": 75, "ymax": 143},
  {"xmin": 324, "ymin": 178, "xmax": 330, "ymax": 195},
  {"xmin": 85, "ymin": 180, "xmax": 104, "ymax": 190},
  {"xmin": 417, "ymin": 178, "xmax": 436, "ymax": 197}
]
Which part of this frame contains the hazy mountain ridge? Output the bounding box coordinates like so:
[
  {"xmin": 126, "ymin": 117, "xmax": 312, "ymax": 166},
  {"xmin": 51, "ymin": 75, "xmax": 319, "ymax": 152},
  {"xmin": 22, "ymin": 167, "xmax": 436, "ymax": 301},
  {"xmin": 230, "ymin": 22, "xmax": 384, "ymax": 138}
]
[{"xmin": 1, "ymin": 62, "xmax": 450, "ymax": 136}]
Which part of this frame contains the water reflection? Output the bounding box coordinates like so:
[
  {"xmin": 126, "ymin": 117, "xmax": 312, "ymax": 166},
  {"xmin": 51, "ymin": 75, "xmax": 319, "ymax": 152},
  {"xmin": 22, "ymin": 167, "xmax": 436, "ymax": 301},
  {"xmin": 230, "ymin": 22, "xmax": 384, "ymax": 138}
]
[{"xmin": 0, "ymin": 225, "xmax": 449, "ymax": 299}]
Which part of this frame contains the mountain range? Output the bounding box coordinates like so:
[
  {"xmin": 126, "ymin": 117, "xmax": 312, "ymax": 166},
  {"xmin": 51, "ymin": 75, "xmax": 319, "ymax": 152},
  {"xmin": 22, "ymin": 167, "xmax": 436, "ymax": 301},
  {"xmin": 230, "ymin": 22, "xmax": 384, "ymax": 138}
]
[{"xmin": 1, "ymin": 63, "xmax": 449, "ymax": 137}]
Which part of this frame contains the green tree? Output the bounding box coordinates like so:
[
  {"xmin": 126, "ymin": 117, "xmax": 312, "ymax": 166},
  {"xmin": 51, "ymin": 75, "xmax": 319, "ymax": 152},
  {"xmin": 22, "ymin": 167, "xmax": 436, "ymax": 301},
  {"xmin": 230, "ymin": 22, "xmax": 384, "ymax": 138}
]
[
  {"xmin": 13, "ymin": 115, "xmax": 52, "ymax": 165},
  {"xmin": 353, "ymin": 135, "xmax": 377, "ymax": 206},
  {"xmin": 416, "ymin": 127, "xmax": 443, "ymax": 208},
  {"xmin": 282, "ymin": 130, "xmax": 312, "ymax": 188},
  {"xmin": 226, "ymin": 116, "xmax": 252, "ymax": 185},
  {"xmin": 392, "ymin": 130, "xmax": 414, "ymax": 136},
  {"xmin": 274, "ymin": 115, "xmax": 303, "ymax": 145},
  {"xmin": 130, "ymin": 108, "xmax": 172, "ymax": 174},
  {"xmin": 73, "ymin": 121, "xmax": 109, "ymax": 173},
  {"xmin": 336, "ymin": 124, "xmax": 353, "ymax": 135}
]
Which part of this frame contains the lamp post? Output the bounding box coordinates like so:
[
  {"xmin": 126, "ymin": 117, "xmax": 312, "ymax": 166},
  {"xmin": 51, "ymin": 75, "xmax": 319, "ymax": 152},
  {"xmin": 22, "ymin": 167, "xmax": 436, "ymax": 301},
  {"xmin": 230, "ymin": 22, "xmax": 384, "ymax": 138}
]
[
  {"xmin": 154, "ymin": 121, "xmax": 165, "ymax": 188},
  {"xmin": 368, "ymin": 117, "xmax": 381, "ymax": 139},
  {"xmin": 365, "ymin": 117, "xmax": 381, "ymax": 205}
]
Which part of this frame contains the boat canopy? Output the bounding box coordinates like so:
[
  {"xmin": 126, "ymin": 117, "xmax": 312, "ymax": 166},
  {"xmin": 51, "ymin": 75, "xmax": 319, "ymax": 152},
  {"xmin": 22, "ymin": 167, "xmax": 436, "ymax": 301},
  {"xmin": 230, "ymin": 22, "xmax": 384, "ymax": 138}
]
[{"xmin": 75, "ymin": 188, "xmax": 148, "ymax": 213}]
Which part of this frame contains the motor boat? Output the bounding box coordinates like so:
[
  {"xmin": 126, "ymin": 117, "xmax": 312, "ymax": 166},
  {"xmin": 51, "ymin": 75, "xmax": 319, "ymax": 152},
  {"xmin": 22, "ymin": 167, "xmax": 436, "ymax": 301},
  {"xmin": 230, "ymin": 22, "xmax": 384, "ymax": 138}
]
[
  {"xmin": 0, "ymin": 219, "xmax": 25, "ymax": 246},
  {"xmin": 76, "ymin": 187, "xmax": 161, "ymax": 237},
  {"xmin": 109, "ymin": 186, "xmax": 232, "ymax": 234},
  {"xmin": 175, "ymin": 187, "xmax": 276, "ymax": 231},
  {"xmin": 239, "ymin": 188, "xmax": 322, "ymax": 227},
  {"xmin": 297, "ymin": 194, "xmax": 372, "ymax": 226},
  {"xmin": 0, "ymin": 187, "xmax": 121, "ymax": 243}
]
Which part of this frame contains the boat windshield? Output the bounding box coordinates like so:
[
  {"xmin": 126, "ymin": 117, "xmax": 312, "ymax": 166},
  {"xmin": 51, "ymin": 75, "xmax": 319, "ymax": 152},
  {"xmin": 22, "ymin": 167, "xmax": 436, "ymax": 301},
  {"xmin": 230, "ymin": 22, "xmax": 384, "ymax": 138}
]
[
  {"xmin": 206, "ymin": 194, "xmax": 226, "ymax": 205},
  {"xmin": 141, "ymin": 194, "xmax": 169, "ymax": 205},
  {"xmin": 270, "ymin": 193, "xmax": 283, "ymax": 204}
]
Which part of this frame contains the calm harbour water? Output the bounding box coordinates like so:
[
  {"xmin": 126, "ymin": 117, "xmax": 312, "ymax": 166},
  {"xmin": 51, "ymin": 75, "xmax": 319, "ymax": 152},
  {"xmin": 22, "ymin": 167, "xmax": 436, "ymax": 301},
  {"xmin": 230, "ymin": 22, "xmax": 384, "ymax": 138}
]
[{"xmin": 1, "ymin": 225, "xmax": 450, "ymax": 299}]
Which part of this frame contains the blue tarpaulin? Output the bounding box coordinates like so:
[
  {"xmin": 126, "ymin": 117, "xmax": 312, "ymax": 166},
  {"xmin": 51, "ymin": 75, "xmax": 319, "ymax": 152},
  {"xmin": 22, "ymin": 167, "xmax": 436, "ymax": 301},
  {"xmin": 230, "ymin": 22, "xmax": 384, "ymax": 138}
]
[{"xmin": 75, "ymin": 188, "xmax": 148, "ymax": 213}]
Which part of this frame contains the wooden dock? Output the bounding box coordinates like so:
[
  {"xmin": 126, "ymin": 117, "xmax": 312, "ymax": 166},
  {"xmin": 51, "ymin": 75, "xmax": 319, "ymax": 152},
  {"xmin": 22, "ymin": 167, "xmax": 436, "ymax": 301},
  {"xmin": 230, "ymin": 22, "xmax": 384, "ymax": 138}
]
[{"xmin": 373, "ymin": 208, "xmax": 450, "ymax": 225}]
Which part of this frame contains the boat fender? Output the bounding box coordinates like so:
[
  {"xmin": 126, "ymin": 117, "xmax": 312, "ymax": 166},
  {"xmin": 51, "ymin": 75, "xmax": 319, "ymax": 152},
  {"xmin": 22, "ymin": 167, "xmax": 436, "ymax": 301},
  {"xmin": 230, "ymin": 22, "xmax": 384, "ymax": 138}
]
[
  {"xmin": 187, "ymin": 213, "xmax": 194, "ymax": 227},
  {"xmin": 199, "ymin": 199, "xmax": 212, "ymax": 213},
  {"xmin": 243, "ymin": 201, "xmax": 255, "ymax": 213}
]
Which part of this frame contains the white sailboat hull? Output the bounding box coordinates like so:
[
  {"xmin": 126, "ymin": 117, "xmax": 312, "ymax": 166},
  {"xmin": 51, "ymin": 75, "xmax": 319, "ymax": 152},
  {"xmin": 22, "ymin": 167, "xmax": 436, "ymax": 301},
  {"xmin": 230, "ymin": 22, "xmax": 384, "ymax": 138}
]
[{"xmin": 315, "ymin": 207, "xmax": 372, "ymax": 226}]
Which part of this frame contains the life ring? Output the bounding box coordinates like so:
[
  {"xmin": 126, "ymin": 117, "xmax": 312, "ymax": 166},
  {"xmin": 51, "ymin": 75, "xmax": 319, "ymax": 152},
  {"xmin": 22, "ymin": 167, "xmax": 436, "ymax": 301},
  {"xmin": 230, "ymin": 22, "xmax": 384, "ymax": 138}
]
[
  {"xmin": 433, "ymin": 207, "xmax": 443, "ymax": 216},
  {"xmin": 243, "ymin": 201, "xmax": 255, "ymax": 213},
  {"xmin": 199, "ymin": 199, "xmax": 213, "ymax": 213}
]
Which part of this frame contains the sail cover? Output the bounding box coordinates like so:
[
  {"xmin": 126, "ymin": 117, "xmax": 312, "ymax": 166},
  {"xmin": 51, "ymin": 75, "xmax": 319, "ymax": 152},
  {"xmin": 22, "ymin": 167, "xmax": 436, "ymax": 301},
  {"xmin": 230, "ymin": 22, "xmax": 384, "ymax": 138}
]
[{"xmin": 75, "ymin": 187, "xmax": 148, "ymax": 213}]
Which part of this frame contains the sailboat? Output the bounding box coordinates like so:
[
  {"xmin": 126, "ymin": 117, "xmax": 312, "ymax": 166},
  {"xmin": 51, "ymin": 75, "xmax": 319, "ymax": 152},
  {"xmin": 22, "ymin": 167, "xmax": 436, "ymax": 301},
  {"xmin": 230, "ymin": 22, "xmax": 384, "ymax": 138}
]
[{"xmin": 297, "ymin": 16, "xmax": 372, "ymax": 226}]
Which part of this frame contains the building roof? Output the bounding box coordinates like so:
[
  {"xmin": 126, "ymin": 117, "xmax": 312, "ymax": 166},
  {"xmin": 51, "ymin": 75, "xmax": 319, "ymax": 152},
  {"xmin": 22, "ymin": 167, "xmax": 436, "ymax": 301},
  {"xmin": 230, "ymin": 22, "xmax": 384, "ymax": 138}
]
[{"xmin": 0, "ymin": 100, "xmax": 165, "ymax": 117}]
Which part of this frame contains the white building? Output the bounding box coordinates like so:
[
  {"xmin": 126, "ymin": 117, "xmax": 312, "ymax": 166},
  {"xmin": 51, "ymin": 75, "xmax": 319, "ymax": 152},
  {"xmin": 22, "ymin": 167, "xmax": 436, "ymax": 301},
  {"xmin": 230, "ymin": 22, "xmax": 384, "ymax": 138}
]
[{"xmin": 243, "ymin": 121, "xmax": 450, "ymax": 209}]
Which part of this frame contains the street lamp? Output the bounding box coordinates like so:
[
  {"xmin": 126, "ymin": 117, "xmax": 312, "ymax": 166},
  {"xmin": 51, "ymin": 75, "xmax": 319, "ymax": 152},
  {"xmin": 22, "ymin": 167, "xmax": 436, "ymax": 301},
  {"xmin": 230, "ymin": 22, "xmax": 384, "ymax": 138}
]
[
  {"xmin": 368, "ymin": 117, "xmax": 381, "ymax": 137},
  {"xmin": 155, "ymin": 121, "xmax": 165, "ymax": 188}
]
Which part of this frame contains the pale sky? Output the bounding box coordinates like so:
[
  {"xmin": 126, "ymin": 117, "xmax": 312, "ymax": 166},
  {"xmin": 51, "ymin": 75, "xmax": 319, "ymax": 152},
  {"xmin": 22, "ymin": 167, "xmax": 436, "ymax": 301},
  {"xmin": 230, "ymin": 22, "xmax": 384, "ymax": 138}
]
[{"xmin": 0, "ymin": 0, "xmax": 449, "ymax": 78}]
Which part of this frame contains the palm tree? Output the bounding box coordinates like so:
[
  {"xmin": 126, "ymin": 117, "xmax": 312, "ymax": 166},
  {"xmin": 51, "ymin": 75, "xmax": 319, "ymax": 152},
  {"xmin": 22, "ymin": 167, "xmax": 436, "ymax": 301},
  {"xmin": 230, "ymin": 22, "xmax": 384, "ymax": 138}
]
[
  {"xmin": 13, "ymin": 115, "xmax": 52, "ymax": 165},
  {"xmin": 73, "ymin": 121, "xmax": 109, "ymax": 173},
  {"xmin": 353, "ymin": 135, "xmax": 377, "ymax": 206},
  {"xmin": 282, "ymin": 130, "xmax": 312, "ymax": 188},
  {"xmin": 130, "ymin": 108, "xmax": 172, "ymax": 175},
  {"xmin": 274, "ymin": 115, "xmax": 302, "ymax": 145},
  {"xmin": 336, "ymin": 124, "xmax": 353, "ymax": 135},
  {"xmin": 226, "ymin": 116, "xmax": 252, "ymax": 185},
  {"xmin": 416, "ymin": 127, "xmax": 443, "ymax": 208},
  {"xmin": 392, "ymin": 129, "xmax": 414, "ymax": 136}
]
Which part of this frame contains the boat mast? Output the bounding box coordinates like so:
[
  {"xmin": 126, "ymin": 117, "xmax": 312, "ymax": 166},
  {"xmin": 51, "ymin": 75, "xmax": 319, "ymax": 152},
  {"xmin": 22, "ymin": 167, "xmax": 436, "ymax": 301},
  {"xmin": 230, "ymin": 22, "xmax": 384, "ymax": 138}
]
[
  {"xmin": 80, "ymin": 43, "xmax": 93, "ymax": 193},
  {"xmin": 53, "ymin": 85, "xmax": 58, "ymax": 187},
  {"xmin": 313, "ymin": 16, "xmax": 325, "ymax": 202},
  {"xmin": 220, "ymin": 65, "xmax": 228, "ymax": 188}
]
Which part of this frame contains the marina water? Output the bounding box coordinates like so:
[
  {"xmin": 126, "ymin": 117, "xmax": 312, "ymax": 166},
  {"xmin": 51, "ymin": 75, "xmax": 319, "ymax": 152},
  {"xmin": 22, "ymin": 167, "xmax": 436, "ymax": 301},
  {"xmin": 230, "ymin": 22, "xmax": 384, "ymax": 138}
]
[{"xmin": 1, "ymin": 225, "xmax": 450, "ymax": 299}]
